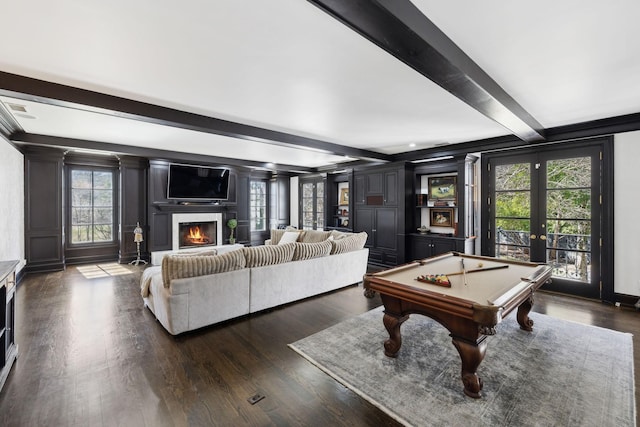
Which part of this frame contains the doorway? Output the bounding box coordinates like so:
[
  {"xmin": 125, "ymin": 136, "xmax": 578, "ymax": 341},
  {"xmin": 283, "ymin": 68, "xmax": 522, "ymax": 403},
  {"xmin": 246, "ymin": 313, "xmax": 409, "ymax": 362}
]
[{"xmin": 482, "ymin": 139, "xmax": 613, "ymax": 300}]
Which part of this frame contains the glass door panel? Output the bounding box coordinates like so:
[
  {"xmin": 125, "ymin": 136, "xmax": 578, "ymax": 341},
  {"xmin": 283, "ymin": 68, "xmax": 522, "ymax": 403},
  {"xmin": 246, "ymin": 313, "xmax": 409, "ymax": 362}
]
[
  {"xmin": 544, "ymin": 157, "xmax": 593, "ymax": 285},
  {"xmin": 300, "ymin": 179, "xmax": 325, "ymax": 230},
  {"xmin": 494, "ymin": 163, "xmax": 532, "ymax": 262}
]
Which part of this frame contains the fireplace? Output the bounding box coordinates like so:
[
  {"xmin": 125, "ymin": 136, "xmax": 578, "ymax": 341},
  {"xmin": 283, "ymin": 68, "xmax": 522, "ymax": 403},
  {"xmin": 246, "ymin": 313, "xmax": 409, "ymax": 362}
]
[
  {"xmin": 178, "ymin": 221, "xmax": 216, "ymax": 249},
  {"xmin": 172, "ymin": 213, "xmax": 223, "ymax": 251}
]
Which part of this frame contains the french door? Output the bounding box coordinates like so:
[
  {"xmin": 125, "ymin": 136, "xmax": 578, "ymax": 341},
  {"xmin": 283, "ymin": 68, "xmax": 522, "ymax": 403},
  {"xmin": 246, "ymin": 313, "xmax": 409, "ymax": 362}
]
[
  {"xmin": 484, "ymin": 144, "xmax": 607, "ymax": 299},
  {"xmin": 300, "ymin": 178, "xmax": 325, "ymax": 230}
]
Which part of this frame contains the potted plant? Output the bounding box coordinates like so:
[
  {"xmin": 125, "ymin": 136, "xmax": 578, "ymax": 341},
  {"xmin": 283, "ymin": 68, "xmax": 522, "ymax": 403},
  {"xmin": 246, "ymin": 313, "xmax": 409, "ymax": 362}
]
[{"xmin": 227, "ymin": 218, "xmax": 238, "ymax": 244}]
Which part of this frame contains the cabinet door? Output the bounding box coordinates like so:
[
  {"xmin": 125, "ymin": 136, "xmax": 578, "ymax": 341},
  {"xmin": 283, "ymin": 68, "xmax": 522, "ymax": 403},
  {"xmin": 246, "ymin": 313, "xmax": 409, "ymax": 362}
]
[
  {"xmin": 354, "ymin": 208, "xmax": 374, "ymax": 248},
  {"xmin": 355, "ymin": 175, "xmax": 366, "ymax": 205},
  {"xmin": 367, "ymin": 172, "xmax": 383, "ymax": 195},
  {"xmin": 375, "ymin": 208, "xmax": 397, "ymax": 250},
  {"xmin": 410, "ymin": 236, "xmax": 430, "ymax": 260},
  {"xmin": 430, "ymin": 238, "xmax": 459, "ymax": 256},
  {"xmin": 384, "ymin": 171, "xmax": 398, "ymax": 206}
]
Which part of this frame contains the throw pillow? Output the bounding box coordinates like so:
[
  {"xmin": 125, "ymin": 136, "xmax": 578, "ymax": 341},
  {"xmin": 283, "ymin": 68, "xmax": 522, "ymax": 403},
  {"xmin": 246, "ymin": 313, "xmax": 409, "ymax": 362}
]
[
  {"xmin": 161, "ymin": 248, "xmax": 246, "ymax": 288},
  {"xmin": 243, "ymin": 243, "xmax": 296, "ymax": 268},
  {"xmin": 292, "ymin": 240, "xmax": 332, "ymax": 261},
  {"xmin": 330, "ymin": 231, "xmax": 368, "ymax": 254},
  {"xmin": 278, "ymin": 231, "xmax": 301, "ymax": 245},
  {"xmin": 269, "ymin": 229, "xmax": 287, "ymax": 245},
  {"xmin": 299, "ymin": 230, "xmax": 332, "ymax": 243}
]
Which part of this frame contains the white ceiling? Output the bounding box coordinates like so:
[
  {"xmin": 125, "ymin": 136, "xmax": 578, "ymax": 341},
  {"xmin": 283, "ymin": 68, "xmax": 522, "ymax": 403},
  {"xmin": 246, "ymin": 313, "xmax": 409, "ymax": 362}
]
[{"xmin": 1, "ymin": 0, "xmax": 639, "ymax": 169}]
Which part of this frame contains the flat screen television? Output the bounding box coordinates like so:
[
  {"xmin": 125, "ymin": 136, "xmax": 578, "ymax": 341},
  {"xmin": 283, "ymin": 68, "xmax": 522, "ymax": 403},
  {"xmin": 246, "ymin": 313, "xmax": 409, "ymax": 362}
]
[{"xmin": 167, "ymin": 164, "xmax": 230, "ymax": 201}]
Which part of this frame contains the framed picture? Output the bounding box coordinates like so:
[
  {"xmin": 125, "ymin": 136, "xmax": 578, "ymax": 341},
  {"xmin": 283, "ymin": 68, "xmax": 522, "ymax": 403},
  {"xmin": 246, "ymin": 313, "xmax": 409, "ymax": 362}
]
[
  {"xmin": 428, "ymin": 176, "xmax": 456, "ymax": 202},
  {"xmin": 339, "ymin": 188, "xmax": 349, "ymax": 205},
  {"xmin": 430, "ymin": 208, "xmax": 454, "ymax": 228}
]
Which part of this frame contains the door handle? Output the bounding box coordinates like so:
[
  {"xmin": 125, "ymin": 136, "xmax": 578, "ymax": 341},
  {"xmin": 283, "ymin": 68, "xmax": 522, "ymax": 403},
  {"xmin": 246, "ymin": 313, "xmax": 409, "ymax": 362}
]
[{"xmin": 530, "ymin": 234, "xmax": 537, "ymax": 239}]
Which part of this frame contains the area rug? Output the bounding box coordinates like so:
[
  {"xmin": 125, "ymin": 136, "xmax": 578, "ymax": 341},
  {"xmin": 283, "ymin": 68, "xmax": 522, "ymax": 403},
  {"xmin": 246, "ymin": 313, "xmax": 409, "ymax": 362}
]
[{"xmin": 289, "ymin": 307, "xmax": 635, "ymax": 427}]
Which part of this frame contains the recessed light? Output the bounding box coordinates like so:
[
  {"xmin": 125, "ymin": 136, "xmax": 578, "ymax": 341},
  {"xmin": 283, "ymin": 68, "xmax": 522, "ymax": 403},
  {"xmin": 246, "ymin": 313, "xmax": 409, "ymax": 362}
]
[
  {"xmin": 13, "ymin": 112, "xmax": 37, "ymax": 119},
  {"xmin": 6, "ymin": 103, "xmax": 27, "ymax": 113},
  {"xmin": 409, "ymin": 143, "xmax": 416, "ymax": 148}
]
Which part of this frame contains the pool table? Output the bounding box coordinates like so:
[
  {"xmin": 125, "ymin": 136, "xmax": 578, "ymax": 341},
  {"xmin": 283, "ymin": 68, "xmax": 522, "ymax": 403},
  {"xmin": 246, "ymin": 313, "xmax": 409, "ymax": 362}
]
[{"xmin": 363, "ymin": 252, "xmax": 552, "ymax": 398}]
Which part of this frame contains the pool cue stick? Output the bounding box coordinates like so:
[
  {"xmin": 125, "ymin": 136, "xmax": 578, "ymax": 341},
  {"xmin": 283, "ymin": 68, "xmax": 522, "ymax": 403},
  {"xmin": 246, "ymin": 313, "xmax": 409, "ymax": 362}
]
[
  {"xmin": 445, "ymin": 264, "xmax": 510, "ymax": 276},
  {"xmin": 461, "ymin": 259, "xmax": 468, "ymax": 286}
]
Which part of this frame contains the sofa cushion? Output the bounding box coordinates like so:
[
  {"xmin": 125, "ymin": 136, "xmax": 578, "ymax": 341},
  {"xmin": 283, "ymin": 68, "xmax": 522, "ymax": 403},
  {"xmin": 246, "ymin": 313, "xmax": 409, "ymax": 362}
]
[
  {"xmin": 243, "ymin": 242, "xmax": 296, "ymax": 268},
  {"xmin": 330, "ymin": 231, "xmax": 368, "ymax": 254},
  {"xmin": 292, "ymin": 240, "xmax": 332, "ymax": 261},
  {"xmin": 170, "ymin": 249, "xmax": 218, "ymax": 257},
  {"xmin": 299, "ymin": 230, "xmax": 332, "ymax": 243},
  {"xmin": 278, "ymin": 231, "xmax": 301, "ymax": 245},
  {"xmin": 329, "ymin": 230, "xmax": 351, "ymax": 240},
  {"xmin": 161, "ymin": 249, "xmax": 246, "ymax": 287}
]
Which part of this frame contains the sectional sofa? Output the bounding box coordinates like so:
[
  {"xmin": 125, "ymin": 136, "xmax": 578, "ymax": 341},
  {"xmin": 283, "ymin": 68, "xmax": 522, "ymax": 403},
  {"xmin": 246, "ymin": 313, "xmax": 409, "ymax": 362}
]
[{"xmin": 140, "ymin": 229, "xmax": 369, "ymax": 335}]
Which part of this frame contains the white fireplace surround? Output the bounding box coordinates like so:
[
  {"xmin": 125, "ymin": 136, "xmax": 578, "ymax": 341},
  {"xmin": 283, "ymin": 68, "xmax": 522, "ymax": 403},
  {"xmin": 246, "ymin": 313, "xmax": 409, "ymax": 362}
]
[
  {"xmin": 172, "ymin": 212, "xmax": 223, "ymax": 250},
  {"xmin": 150, "ymin": 212, "xmax": 234, "ymax": 265}
]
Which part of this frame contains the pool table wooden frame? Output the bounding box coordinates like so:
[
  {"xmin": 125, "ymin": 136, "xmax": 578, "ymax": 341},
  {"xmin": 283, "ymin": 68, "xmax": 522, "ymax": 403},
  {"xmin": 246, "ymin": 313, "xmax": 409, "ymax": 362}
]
[{"xmin": 363, "ymin": 252, "xmax": 552, "ymax": 398}]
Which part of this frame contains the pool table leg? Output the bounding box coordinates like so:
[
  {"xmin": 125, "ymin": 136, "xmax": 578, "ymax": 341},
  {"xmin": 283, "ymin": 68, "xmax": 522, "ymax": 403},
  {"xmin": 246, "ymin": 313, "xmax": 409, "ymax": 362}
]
[
  {"xmin": 452, "ymin": 337, "xmax": 487, "ymax": 398},
  {"xmin": 382, "ymin": 312, "xmax": 409, "ymax": 357},
  {"xmin": 516, "ymin": 294, "xmax": 535, "ymax": 331}
]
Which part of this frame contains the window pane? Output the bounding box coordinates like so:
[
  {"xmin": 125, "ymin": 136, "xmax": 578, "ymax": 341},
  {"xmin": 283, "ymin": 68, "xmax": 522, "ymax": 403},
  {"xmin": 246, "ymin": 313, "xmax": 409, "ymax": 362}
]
[
  {"xmin": 547, "ymin": 157, "xmax": 591, "ymax": 189},
  {"xmin": 93, "ymin": 171, "xmax": 113, "ymax": 189},
  {"xmin": 72, "ymin": 170, "xmax": 92, "ymax": 189},
  {"xmin": 72, "ymin": 189, "xmax": 92, "ymax": 207},
  {"xmin": 547, "ymin": 189, "xmax": 590, "ymax": 220},
  {"xmin": 72, "ymin": 208, "xmax": 92, "ymax": 225},
  {"xmin": 93, "ymin": 225, "xmax": 113, "ymax": 242},
  {"xmin": 495, "ymin": 163, "xmax": 530, "ymax": 191},
  {"xmin": 71, "ymin": 225, "xmax": 91, "ymax": 243},
  {"xmin": 93, "ymin": 189, "xmax": 112, "ymax": 207},
  {"xmin": 495, "ymin": 191, "xmax": 530, "ymax": 218}
]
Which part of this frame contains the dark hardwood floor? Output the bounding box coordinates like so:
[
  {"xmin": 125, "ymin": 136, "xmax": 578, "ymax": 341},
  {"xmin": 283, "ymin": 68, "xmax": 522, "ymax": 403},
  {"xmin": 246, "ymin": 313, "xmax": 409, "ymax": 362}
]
[{"xmin": 0, "ymin": 263, "xmax": 638, "ymax": 426}]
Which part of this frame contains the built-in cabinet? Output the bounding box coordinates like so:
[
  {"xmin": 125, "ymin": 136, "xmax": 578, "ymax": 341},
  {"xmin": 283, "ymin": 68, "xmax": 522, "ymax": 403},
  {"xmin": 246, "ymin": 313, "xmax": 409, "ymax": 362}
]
[
  {"xmin": 408, "ymin": 234, "xmax": 467, "ymax": 260},
  {"xmin": 0, "ymin": 260, "xmax": 18, "ymax": 393},
  {"xmin": 353, "ymin": 164, "xmax": 408, "ymax": 267},
  {"xmin": 326, "ymin": 172, "xmax": 352, "ymax": 231},
  {"xmin": 409, "ymin": 155, "xmax": 477, "ymax": 260}
]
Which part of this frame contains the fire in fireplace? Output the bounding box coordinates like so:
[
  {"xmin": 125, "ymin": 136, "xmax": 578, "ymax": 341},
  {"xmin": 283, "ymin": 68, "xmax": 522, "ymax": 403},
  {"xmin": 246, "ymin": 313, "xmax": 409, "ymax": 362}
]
[{"xmin": 178, "ymin": 221, "xmax": 217, "ymax": 249}]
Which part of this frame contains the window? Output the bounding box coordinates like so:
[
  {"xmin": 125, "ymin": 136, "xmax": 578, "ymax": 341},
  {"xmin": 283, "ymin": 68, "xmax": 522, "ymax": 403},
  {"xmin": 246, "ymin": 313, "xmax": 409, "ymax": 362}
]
[
  {"xmin": 250, "ymin": 180, "xmax": 267, "ymax": 231},
  {"xmin": 70, "ymin": 169, "xmax": 115, "ymax": 244}
]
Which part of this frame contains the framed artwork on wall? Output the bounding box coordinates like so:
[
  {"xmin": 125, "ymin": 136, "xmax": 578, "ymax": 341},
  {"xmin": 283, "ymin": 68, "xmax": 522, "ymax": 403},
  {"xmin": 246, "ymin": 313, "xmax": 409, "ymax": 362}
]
[
  {"xmin": 339, "ymin": 188, "xmax": 349, "ymax": 205},
  {"xmin": 430, "ymin": 208, "xmax": 454, "ymax": 228},
  {"xmin": 428, "ymin": 176, "xmax": 456, "ymax": 202}
]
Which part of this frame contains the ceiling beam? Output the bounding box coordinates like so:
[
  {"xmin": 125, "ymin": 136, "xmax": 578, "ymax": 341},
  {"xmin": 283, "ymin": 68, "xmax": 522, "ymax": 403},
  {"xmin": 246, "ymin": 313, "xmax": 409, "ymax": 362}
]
[
  {"xmin": 308, "ymin": 0, "xmax": 546, "ymax": 142},
  {"xmin": 11, "ymin": 132, "xmax": 320, "ymax": 173},
  {"xmin": 0, "ymin": 71, "xmax": 392, "ymax": 163}
]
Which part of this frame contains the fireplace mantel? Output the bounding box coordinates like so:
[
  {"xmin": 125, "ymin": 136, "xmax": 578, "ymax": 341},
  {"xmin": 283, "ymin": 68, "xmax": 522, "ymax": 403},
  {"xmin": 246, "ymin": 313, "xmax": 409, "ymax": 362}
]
[{"xmin": 172, "ymin": 213, "xmax": 223, "ymax": 251}]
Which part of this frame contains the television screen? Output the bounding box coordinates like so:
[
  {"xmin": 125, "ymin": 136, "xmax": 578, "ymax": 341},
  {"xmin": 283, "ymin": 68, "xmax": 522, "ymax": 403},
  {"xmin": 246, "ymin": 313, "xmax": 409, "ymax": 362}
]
[{"xmin": 167, "ymin": 164, "xmax": 230, "ymax": 201}]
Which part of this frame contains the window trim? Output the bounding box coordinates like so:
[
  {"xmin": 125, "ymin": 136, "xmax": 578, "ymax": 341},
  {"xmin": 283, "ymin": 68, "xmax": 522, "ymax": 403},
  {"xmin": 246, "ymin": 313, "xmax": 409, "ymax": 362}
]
[{"xmin": 66, "ymin": 165, "xmax": 119, "ymax": 247}]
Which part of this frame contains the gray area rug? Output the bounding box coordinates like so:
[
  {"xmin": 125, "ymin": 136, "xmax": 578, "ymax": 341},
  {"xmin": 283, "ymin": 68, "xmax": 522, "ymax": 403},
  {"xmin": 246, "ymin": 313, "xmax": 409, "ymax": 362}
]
[{"xmin": 289, "ymin": 306, "xmax": 635, "ymax": 427}]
